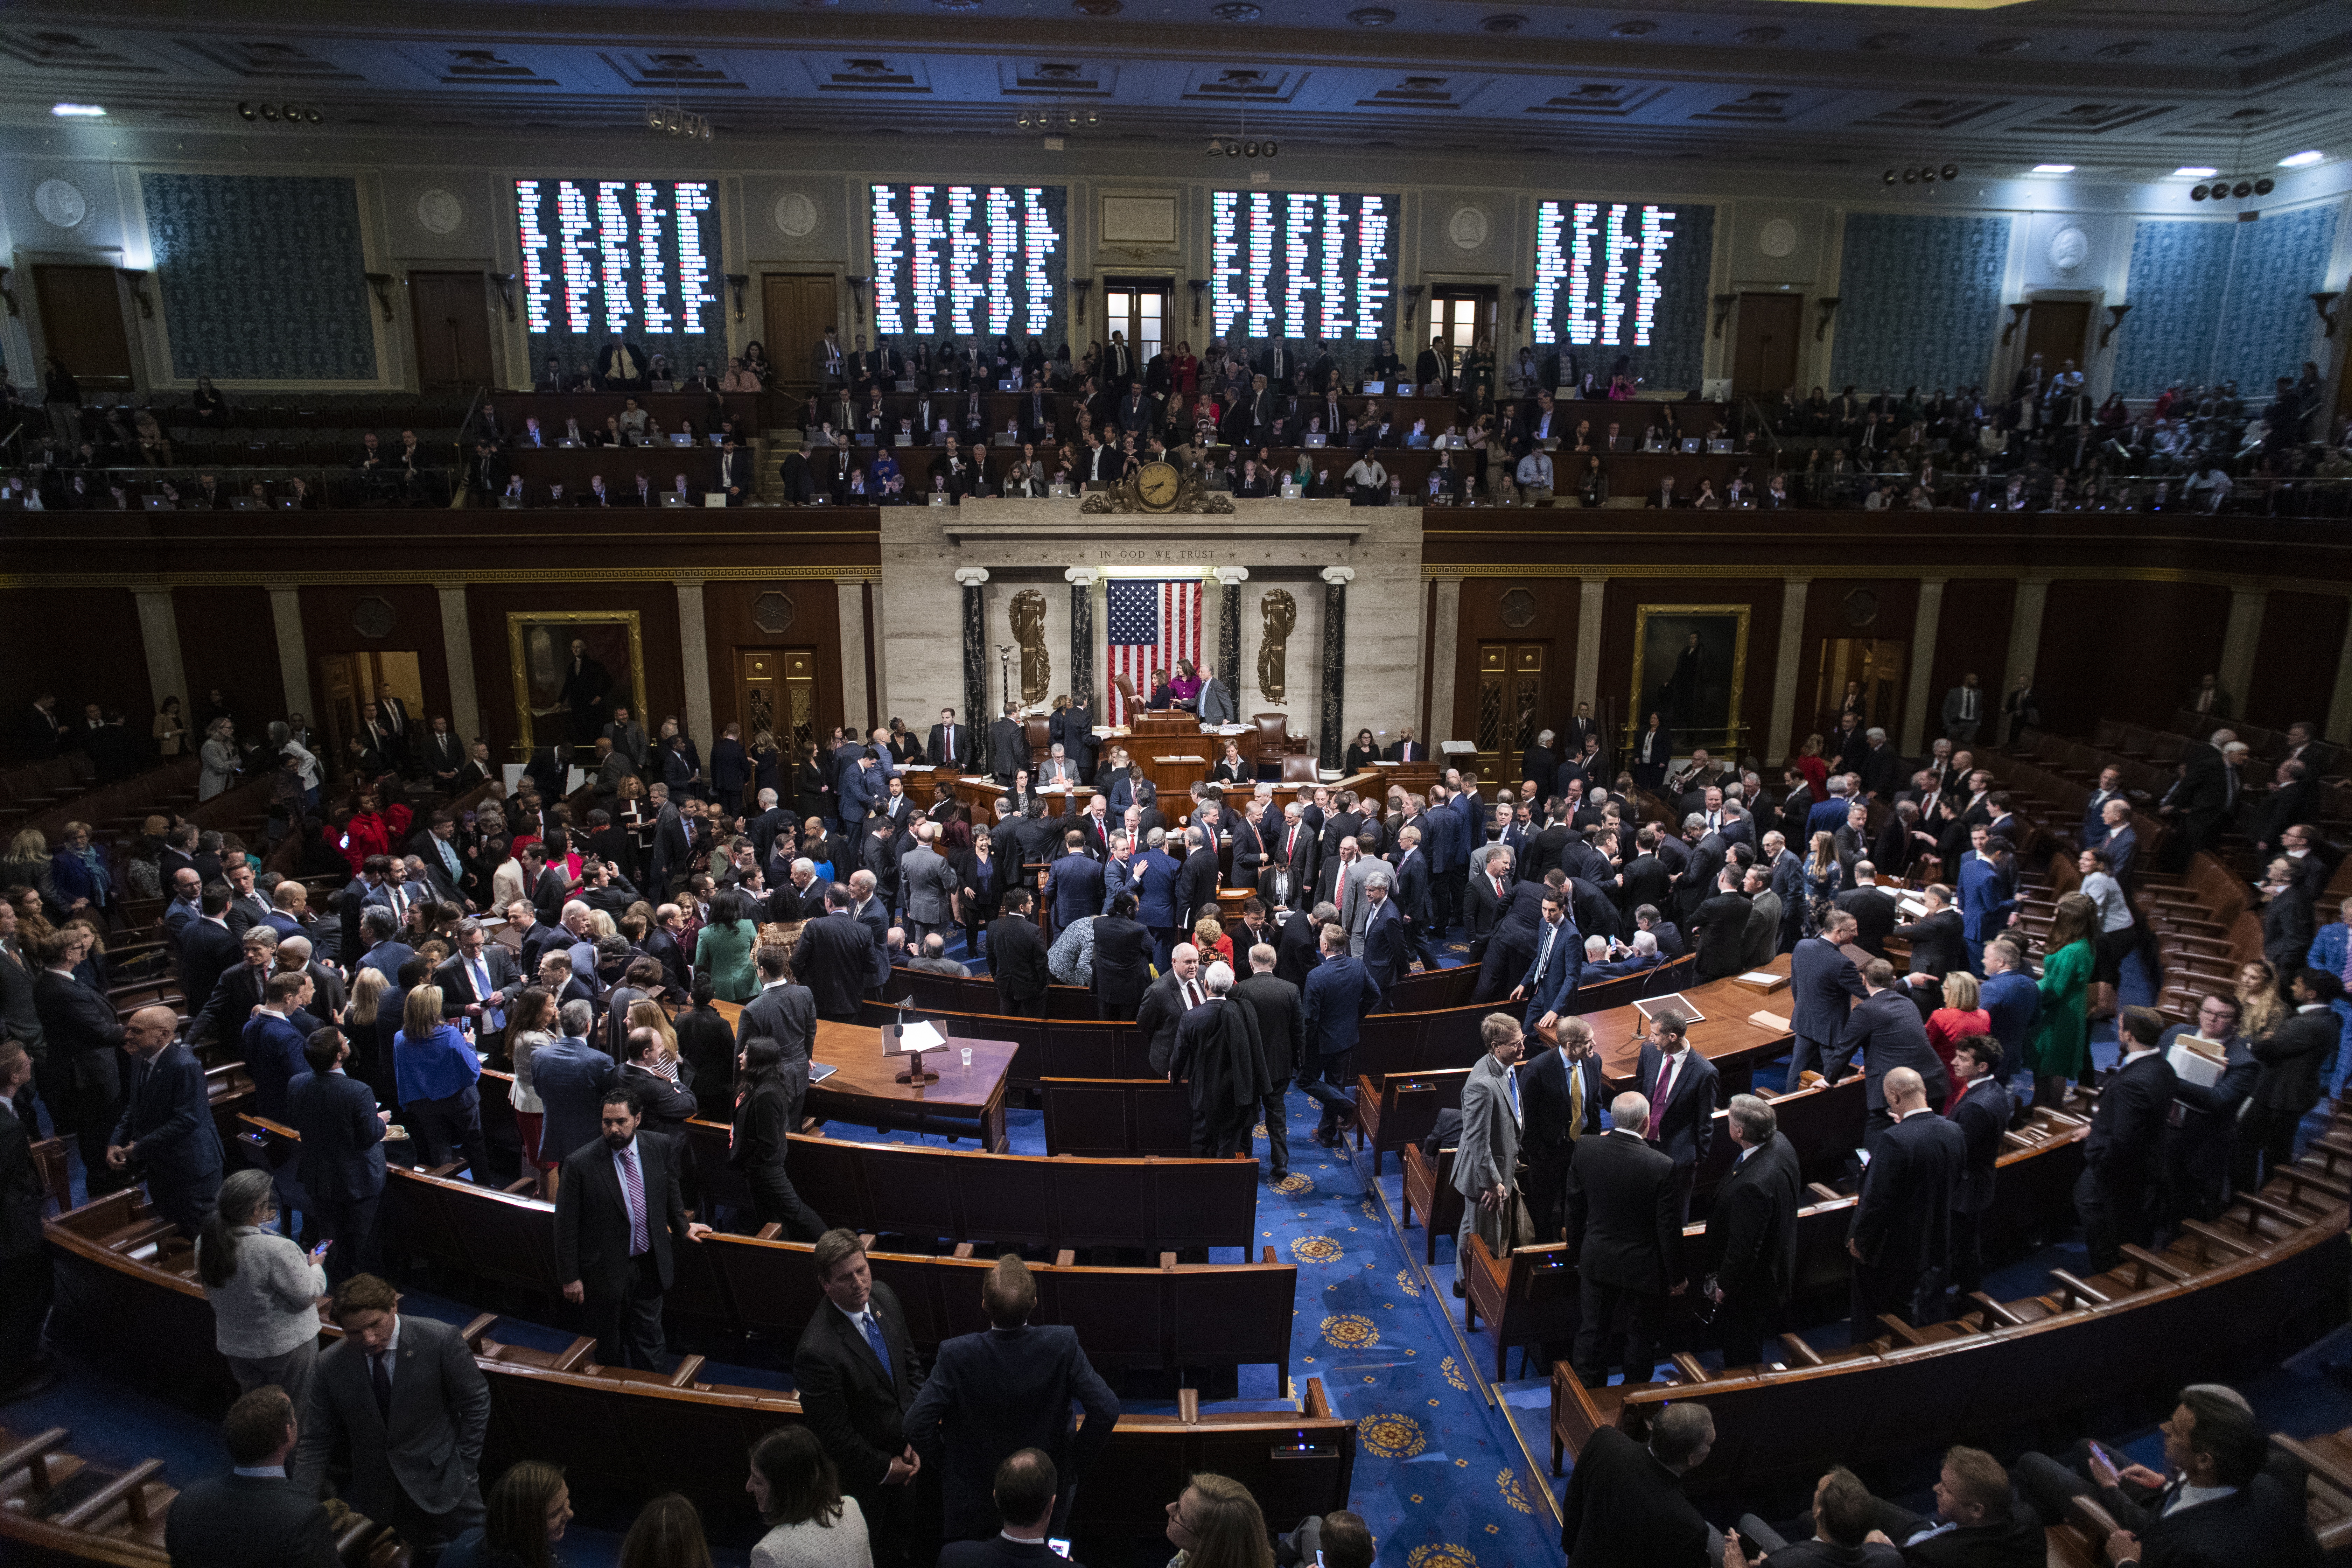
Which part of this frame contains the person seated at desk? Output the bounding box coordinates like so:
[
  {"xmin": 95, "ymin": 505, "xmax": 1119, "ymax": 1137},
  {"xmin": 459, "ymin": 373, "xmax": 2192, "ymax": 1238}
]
[
  {"xmin": 536, "ymin": 355, "xmax": 566, "ymax": 392},
  {"xmin": 665, "ymin": 472, "xmax": 699, "ymax": 507},
  {"xmin": 580, "ymin": 474, "xmax": 614, "ymax": 507},
  {"xmin": 838, "ymin": 465, "xmax": 873, "ymax": 504},
  {"xmin": 1344, "ymin": 729, "xmax": 1382, "ymax": 773},
  {"xmin": 1235, "ymin": 458, "xmax": 1272, "ymax": 498},
  {"xmin": 617, "ymin": 399, "xmax": 649, "ymax": 439},
  {"xmin": 520, "ymin": 417, "xmax": 546, "ymax": 448}
]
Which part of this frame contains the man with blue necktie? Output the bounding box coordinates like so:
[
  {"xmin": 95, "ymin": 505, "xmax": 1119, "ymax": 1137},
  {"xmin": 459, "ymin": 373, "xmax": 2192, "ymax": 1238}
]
[
  {"xmin": 1511, "ymin": 889, "xmax": 1582, "ymax": 1040},
  {"xmin": 434, "ymin": 919, "xmax": 519, "ymax": 1062},
  {"xmin": 794, "ymin": 1230, "xmax": 926, "ymax": 1568}
]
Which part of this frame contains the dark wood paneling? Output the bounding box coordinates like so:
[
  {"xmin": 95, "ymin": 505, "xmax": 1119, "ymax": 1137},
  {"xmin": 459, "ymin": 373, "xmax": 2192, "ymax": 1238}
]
[
  {"xmin": 2034, "ymin": 580, "xmax": 2231, "ymax": 735},
  {"xmin": 0, "ymin": 588, "xmax": 153, "ymax": 730},
  {"xmin": 298, "ymin": 585, "xmax": 450, "ymax": 732},
  {"xmin": 1595, "ymin": 578, "xmax": 1783, "ymax": 764},
  {"xmin": 1797, "ymin": 578, "xmax": 1920, "ymax": 745},
  {"xmin": 174, "ymin": 587, "xmax": 285, "ymax": 728},
  {"xmin": 1925, "ymin": 579, "xmax": 2016, "ymax": 744},
  {"xmin": 1452, "ymin": 578, "xmax": 1582, "ymax": 750},
  {"xmin": 702, "ymin": 581, "xmax": 847, "ymax": 743},
  {"xmin": 2246, "ymin": 591, "xmax": 2346, "ymax": 734},
  {"xmin": 462, "ymin": 585, "xmax": 684, "ymax": 755},
  {"xmin": 31, "ymin": 265, "xmax": 134, "ymax": 384}
]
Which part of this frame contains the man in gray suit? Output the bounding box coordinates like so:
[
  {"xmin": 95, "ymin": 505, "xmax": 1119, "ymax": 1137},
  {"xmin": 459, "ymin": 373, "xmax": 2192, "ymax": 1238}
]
[
  {"xmin": 896, "ymin": 822, "xmax": 958, "ymax": 954},
  {"xmin": 1452, "ymin": 1013, "xmax": 1526, "ymax": 1294},
  {"xmin": 737, "ymin": 945, "xmax": 816, "ymax": 1064},
  {"xmin": 1337, "ymin": 835, "xmax": 1382, "ymax": 957},
  {"xmin": 294, "ymin": 1272, "xmax": 490, "ymax": 1549},
  {"xmin": 1197, "ymin": 673, "xmax": 1238, "ymax": 726}
]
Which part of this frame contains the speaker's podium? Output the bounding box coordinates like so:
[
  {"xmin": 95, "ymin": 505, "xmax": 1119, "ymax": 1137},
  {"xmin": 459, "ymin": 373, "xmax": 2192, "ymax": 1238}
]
[{"xmin": 1115, "ymin": 702, "xmax": 1213, "ymax": 800}]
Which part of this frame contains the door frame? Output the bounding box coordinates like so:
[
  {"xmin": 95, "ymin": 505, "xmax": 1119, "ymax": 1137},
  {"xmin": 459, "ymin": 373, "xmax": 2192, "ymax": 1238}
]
[
  {"xmin": 1729, "ymin": 290, "xmax": 1806, "ymax": 401},
  {"xmin": 26, "ymin": 256, "xmax": 142, "ymax": 394},
  {"xmin": 2012, "ymin": 288, "xmax": 2102, "ymax": 399},
  {"xmin": 405, "ymin": 267, "xmax": 499, "ymax": 390},
  {"xmin": 1102, "ymin": 273, "xmax": 1177, "ymax": 362},
  {"xmin": 761, "ymin": 271, "xmax": 840, "ymax": 396}
]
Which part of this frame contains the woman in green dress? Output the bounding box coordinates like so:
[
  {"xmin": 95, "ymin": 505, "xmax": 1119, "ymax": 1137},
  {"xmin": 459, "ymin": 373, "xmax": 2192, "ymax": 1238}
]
[
  {"xmin": 2026, "ymin": 892, "xmax": 2098, "ymax": 1111},
  {"xmin": 694, "ymin": 886, "xmax": 762, "ymax": 1003}
]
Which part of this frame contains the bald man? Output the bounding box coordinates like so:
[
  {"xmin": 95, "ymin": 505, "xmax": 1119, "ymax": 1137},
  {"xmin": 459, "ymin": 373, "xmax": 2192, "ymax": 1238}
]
[
  {"xmin": 106, "ymin": 1005, "xmax": 225, "ymax": 1235},
  {"xmin": 1845, "ymin": 1065, "xmax": 1963, "ymax": 1335}
]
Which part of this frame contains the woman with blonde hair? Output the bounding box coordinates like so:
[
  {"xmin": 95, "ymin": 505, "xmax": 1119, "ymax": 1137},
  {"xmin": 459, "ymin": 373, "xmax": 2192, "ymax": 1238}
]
[
  {"xmin": 2026, "ymin": 893, "xmax": 2098, "ymax": 1112},
  {"xmin": 1, "ymin": 828, "xmax": 56, "ymax": 914},
  {"xmin": 198, "ymin": 717, "xmax": 240, "ymax": 800},
  {"xmin": 626, "ymin": 997, "xmax": 680, "ymax": 1065},
  {"xmin": 2236, "ymin": 958, "xmax": 2289, "ymax": 1040},
  {"xmin": 1165, "ymin": 1472, "xmax": 1274, "ymax": 1568},
  {"xmin": 392, "ymin": 983, "xmax": 486, "ymax": 1178},
  {"xmin": 153, "ymin": 696, "xmax": 189, "ymax": 757},
  {"xmin": 1192, "ymin": 914, "xmax": 1232, "ymax": 969},
  {"xmin": 1925, "ymin": 969, "xmax": 1991, "ymax": 1091}
]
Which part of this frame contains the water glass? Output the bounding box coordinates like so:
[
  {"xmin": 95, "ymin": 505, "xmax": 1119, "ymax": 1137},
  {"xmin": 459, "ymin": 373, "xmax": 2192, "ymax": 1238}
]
[{"xmin": 960, "ymin": 1047, "xmax": 974, "ymax": 1070}]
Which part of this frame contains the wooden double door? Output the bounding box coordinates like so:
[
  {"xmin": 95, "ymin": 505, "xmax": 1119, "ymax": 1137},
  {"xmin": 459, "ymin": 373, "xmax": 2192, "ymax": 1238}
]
[
  {"xmin": 408, "ymin": 271, "xmax": 495, "ymax": 388},
  {"xmin": 1471, "ymin": 640, "xmax": 1547, "ymax": 782}
]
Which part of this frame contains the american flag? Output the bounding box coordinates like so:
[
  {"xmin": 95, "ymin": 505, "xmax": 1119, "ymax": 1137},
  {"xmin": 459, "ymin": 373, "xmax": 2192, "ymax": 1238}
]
[{"xmin": 1106, "ymin": 579, "xmax": 1202, "ymax": 725}]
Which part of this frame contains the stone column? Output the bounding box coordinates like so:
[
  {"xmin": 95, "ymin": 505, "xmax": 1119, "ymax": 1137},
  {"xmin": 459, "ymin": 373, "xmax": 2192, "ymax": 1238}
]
[
  {"xmin": 1319, "ymin": 567, "xmax": 1354, "ymax": 769},
  {"xmin": 1066, "ymin": 567, "xmax": 1099, "ymax": 705},
  {"xmin": 836, "ymin": 577, "xmax": 873, "ymax": 736},
  {"xmin": 2325, "ymin": 607, "xmax": 2352, "ymax": 743},
  {"xmin": 1428, "ymin": 575, "xmax": 1462, "ymax": 742},
  {"xmin": 270, "ymin": 587, "xmax": 315, "ymax": 724},
  {"xmin": 433, "ymin": 586, "xmax": 479, "ymax": 743},
  {"xmin": 956, "ymin": 568, "xmax": 989, "ymax": 767},
  {"xmin": 2003, "ymin": 577, "xmax": 2052, "ymax": 698},
  {"xmin": 2217, "ymin": 587, "xmax": 2265, "ymax": 710},
  {"xmin": 1765, "ymin": 579, "xmax": 1810, "ymax": 767},
  {"xmin": 1213, "ymin": 567, "xmax": 1250, "ymax": 697},
  {"xmin": 674, "ymin": 578, "xmax": 714, "ymax": 746},
  {"xmin": 1899, "ymin": 578, "xmax": 1946, "ymax": 759},
  {"xmin": 1574, "ymin": 575, "xmax": 1608, "ymax": 714},
  {"xmin": 130, "ymin": 587, "xmax": 187, "ymax": 715}
]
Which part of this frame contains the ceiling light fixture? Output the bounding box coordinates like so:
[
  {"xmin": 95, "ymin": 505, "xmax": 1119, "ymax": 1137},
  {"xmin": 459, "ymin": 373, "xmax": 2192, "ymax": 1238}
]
[
  {"xmin": 2031, "ymin": 163, "xmax": 2074, "ymax": 174},
  {"xmin": 2173, "ymin": 166, "xmax": 2219, "ymax": 178},
  {"xmin": 51, "ymin": 103, "xmax": 106, "ymax": 118},
  {"xmin": 2279, "ymin": 150, "xmax": 2324, "ymax": 168}
]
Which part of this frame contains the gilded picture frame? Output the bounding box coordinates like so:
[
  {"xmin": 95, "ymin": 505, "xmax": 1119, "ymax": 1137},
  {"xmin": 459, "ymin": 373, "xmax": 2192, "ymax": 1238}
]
[
  {"xmin": 1629, "ymin": 603, "xmax": 1751, "ymax": 754},
  {"xmin": 506, "ymin": 610, "xmax": 649, "ymax": 756}
]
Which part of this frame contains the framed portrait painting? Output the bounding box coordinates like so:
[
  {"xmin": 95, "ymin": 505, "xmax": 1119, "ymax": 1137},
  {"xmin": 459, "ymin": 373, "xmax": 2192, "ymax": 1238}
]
[
  {"xmin": 1630, "ymin": 604, "xmax": 1750, "ymax": 754},
  {"xmin": 507, "ymin": 611, "xmax": 648, "ymax": 755}
]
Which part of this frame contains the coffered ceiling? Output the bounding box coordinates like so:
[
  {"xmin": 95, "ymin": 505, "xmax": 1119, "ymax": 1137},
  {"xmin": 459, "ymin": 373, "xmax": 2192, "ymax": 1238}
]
[{"xmin": 2, "ymin": 0, "xmax": 2347, "ymax": 175}]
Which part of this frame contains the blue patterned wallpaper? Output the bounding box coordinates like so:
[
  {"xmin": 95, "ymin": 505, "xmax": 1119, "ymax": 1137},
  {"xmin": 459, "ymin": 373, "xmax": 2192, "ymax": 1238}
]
[
  {"xmin": 1643, "ymin": 202, "xmax": 1715, "ymax": 392},
  {"xmin": 1830, "ymin": 211, "xmax": 2011, "ymax": 394},
  {"xmin": 140, "ymin": 173, "xmax": 378, "ymax": 381},
  {"xmin": 2113, "ymin": 206, "xmax": 2337, "ymax": 397}
]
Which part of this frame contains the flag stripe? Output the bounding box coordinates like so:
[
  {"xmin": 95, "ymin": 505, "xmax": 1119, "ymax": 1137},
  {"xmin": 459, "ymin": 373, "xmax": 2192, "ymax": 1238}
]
[{"xmin": 1103, "ymin": 578, "xmax": 1202, "ymax": 725}]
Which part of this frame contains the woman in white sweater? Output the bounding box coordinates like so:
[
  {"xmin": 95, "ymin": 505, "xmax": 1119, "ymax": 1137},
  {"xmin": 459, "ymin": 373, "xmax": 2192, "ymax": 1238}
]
[
  {"xmin": 505, "ymin": 986, "xmax": 559, "ymax": 1197},
  {"xmin": 747, "ymin": 1427, "xmax": 870, "ymax": 1568},
  {"xmin": 196, "ymin": 1169, "xmax": 328, "ymax": 1415}
]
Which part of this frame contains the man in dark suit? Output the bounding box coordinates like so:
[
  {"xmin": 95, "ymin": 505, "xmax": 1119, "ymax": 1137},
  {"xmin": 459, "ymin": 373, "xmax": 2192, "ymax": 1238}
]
[
  {"xmin": 179, "ymin": 884, "xmax": 245, "ymax": 1026},
  {"xmin": 286, "ymin": 1027, "xmax": 387, "ymax": 1284},
  {"xmin": 1834, "ymin": 864, "xmax": 1900, "ymax": 959},
  {"xmin": 1704, "ymin": 1093, "xmax": 1801, "ymax": 1369},
  {"xmin": 1231, "ymin": 947, "xmax": 1303, "ymax": 1180},
  {"xmin": 986, "ymin": 888, "xmax": 1053, "ymax": 1019},
  {"xmin": 1135, "ymin": 942, "xmax": 1207, "ymax": 1076},
  {"xmin": 1671, "ymin": 814, "xmax": 1725, "ymax": 926},
  {"xmin": 1046, "ymin": 832, "xmax": 1105, "ymax": 933},
  {"xmin": 796, "ymin": 884, "xmax": 883, "ymax": 1024},
  {"xmin": 1829, "ymin": 959, "xmax": 1951, "ymax": 1148},
  {"xmin": 794, "ymin": 1230, "xmax": 926, "ymax": 1568},
  {"xmin": 2077, "ymin": 1007, "xmax": 2178, "ymax": 1274},
  {"xmin": 1510, "ymin": 889, "xmax": 1582, "ymax": 1037},
  {"xmin": 1088, "ymin": 893, "xmax": 1155, "ymax": 1023},
  {"xmin": 1687, "ymin": 866, "xmax": 1754, "ymax": 983},
  {"xmin": 1566, "ymin": 1088, "xmax": 1685, "ymax": 1388},
  {"xmin": 553, "ymin": 1086, "xmax": 714, "ymax": 1369},
  {"xmin": 1300, "ymin": 923, "xmax": 1380, "ymax": 1144},
  {"xmin": 1176, "ymin": 826, "xmax": 1222, "ymax": 932},
  {"xmin": 928, "ymin": 706, "xmax": 978, "ymax": 773},
  {"xmin": 1464, "ymin": 849, "xmax": 1515, "ymax": 961},
  {"xmin": 738, "ymin": 944, "xmax": 816, "ymax": 1065},
  {"xmin": 293, "ymin": 1273, "xmax": 490, "ymax": 1548},
  {"xmin": 0, "ymin": 1041, "xmax": 52, "ymax": 1399},
  {"xmin": 903, "ymin": 1254, "xmax": 1120, "ymax": 1540},
  {"xmin": 1846, "ymin": 1066, "xmax": 1963, "ymax": 1335},
  {"xmin": 33, "ymin": 932, "xmax": 127, "ymax": 1189},
  {"xmin": 1171, "ymin": 964, "xmax": 1272, "ymax": 1158},
  {"xmin": 1891, "ymin": 885, "xmax": 1967, "ymax": 985},
  {"xmin": 1521, "ymin": 1014, "xmax": 1606, "ymax": 1242},
  {"xmin": 1558, "ymin": 1389, "xmax": 1716, "ymax": 1565},
  {"xmin": 1637, "ymin": 1011, "xmax": 1719, "ymax": 1222},
  {"xmin": 938, "ymin": 1450, "xmax": 1066, "ymax": 1568},
  {"xmin": 167, "ymin": 1387, "xmax": 342, "ymax": 1568},
  {"xmin": 1942, "ymin": 1035, "xmax": 2012, "ymax": 1300},
  {"xmin": 987, "ymin": 704, "xmax": 1027, "ymax": 786},
  {"xmin": 107, "ymin": 1004, "xmax": 224, "ymax": 1236},
  {"xmin": 2017, "ymin": 1386, "xmax": 2320, "ymax": 1568}
]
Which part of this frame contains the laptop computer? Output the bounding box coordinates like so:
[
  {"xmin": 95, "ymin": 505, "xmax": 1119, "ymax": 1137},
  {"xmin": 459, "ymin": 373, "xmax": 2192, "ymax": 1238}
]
[
  {"xmin": 660, "ymin": 493, "xmax": 692, "ymax": 507},
  {"xmin": 1361, "ymin": 380, "xmax": 1386, "ymax": 395},
  {"xmin": 1680, "ymin": 437, "xmax": 1702, "ymax": 454},
  {"xmin": 702, "ymin": 494, "xmax": 728, "ymax": 507},
  {"xmin": 669, "ymin": 433, "xmax": 691, "ymax": 447},
  {"xmin": 1707, "ymin": 437, "xmax": 1734, "ymax": 453},
  {"xmin": 1304, "ymin": 434, "xmax": 1327, "ymax": 448},
  {"xmin": 142, "ymin": 495, "xmax": 173, "ymax": 511},
  {"xmin": 497, "ymin": 496, "xmax": 522, "ymax": 509},
  {"xmin": 855, "ymin": 433, "xmax": 877, "ymax": 446},
  {"xmin": 992, "ymin": 433, "xmax": 1018, "ymax": 447},
  {"xmin": 229, "ymin": 496, "xmax": 259, "ymax": 510},
  {"xmin": 894, "ymin": 379, "xmax": 916, "ymax": 392},
  {"xmin": 649, "ymin": 379, "xmax": 676, "ymax": 393},
  {"xmin": 997, "ymin": 378, "xmax": 1022, "ymax": 391}
]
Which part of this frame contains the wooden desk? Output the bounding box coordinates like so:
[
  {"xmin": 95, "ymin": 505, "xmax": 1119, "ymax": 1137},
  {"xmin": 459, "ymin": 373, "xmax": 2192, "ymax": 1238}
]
[
  {"xmin": 1585, "ymin": 953, "xmax": 1794, "ymax": 1099},
  {"xmin": 713, "ymin": 1011, "xmax": 1015, "ymax": 1150}
]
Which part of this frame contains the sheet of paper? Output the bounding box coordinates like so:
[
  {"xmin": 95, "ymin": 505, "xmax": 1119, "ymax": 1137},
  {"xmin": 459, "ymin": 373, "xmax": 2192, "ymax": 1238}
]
[{"xmin": 899, "ymin": 1020, "xmax": 946, "ymax": 1053}]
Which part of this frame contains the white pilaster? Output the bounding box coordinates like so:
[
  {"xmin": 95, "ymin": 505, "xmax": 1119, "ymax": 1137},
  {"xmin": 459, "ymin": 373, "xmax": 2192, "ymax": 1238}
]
[
  {"xmin": 837, "ymin": 578, "xmax": 872, "ymax": 733},
  {"xmin": 2004, "ymin": 577, "xmax": 2052, "ymax": 695},
  {"xmin": 435, "ymin": 586, "xmax": 478, "ymax": 742},
  {"xmin": 676, "ymin": 579, "xmax": 714, "ymax": 746},
  {"xmin": 1900, "ymin": 578, "xmax": 1946, "ymax": 758},
  {"xmin": 131, "ymin": 588, "xmax": 186, "ymax": 715},
  {"xmin": 1429, "ymin": 576, "xmax": 1462, "ymax": 742},
  {"xmin": 1766, "ymin": 579, "xmax": 1810, "ymax": 766},
  {"xmin": 1574, "ymin": 576, "xmax": 1608, "ymax": 714},
  {"xmin": 270, "ymin": 587, "xmax": 314, "ymax": 723},
  {"xmin": 2217, "ymin": 587, "xmax": 2266, "ymax": 711}
]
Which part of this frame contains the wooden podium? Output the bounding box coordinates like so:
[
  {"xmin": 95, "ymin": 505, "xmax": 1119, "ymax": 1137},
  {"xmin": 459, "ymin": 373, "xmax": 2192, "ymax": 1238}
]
[{"xmin": 1118, "ymin": 710, "xmax": 1213, "ymax": 801}]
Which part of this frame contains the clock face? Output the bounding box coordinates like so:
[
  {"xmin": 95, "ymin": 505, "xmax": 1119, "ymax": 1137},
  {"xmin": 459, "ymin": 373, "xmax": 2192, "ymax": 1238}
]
[{"xmin": 1137, "ymin": 461, "xmax": 1181, "ymax": 509}]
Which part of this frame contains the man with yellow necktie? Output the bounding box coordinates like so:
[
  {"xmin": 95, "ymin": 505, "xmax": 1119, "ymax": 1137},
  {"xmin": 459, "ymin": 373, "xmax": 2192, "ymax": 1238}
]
[{"xmin": 1521, "ymin": 1015, "xmax": 1605, "ymax": 1243}]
